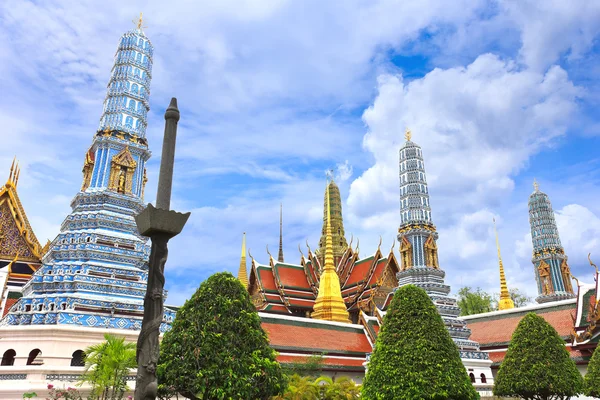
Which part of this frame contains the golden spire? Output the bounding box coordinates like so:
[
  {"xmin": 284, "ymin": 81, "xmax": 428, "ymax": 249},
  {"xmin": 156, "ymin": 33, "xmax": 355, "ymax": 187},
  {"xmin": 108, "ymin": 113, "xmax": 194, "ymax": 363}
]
[
  {"xmin": 494, "ymin": 218, "xmax": 514, "ymax": 310},
  {"xmin": 312, "ymin": 183, "xmax": 350, "ymax": 323},
  {"xmin": 533, "ymin": 178, "xmax": 539, "ymax": 192},
  {"xmin": 238, "ymin": 233, "xmax": 249, "ymax": 288},
  {"xmin": 405, "ymin": 127, "xmax": 412, "ymax": 141},
  {"xmin": 134, "ymin": 12, "xmax": 147, "ymax": 30},
  {"xmin": 8, "ymin": 157, "xmax": 15, "ymax": 184}
]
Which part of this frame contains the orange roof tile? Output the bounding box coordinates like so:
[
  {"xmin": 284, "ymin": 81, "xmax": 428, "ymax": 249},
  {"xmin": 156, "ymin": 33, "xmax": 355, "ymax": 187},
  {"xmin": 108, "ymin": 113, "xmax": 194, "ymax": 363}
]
[
  {"xmin": 343, "ymin": 256, "xmax": 375, "ymax": 287},
  {"xmin": 274, "ymin": 264, "xmax": 312, "ymax": 290}
]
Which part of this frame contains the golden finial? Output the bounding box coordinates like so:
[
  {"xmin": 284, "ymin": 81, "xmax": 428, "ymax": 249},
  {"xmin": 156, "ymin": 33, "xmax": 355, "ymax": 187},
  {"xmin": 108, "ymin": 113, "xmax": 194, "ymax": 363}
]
[
  {"xmin": 494, "ymin": 218, "xmax": 514, "ymax": 310},
  {"xmin": 312, "ymin": 181, "xmax": 350, "ymax": 322},
  {"xmin": 390, "ymin": 237, "xmax": 396, "ymax": 252},
  {"xmin": 405, "ymin": 128, "xmax": 412, "ymax": 141},
  {"xmin": 237, "ymin": 233, "xmax": 248, "ymax": 288},
  {"xmin": 306, "ymin": 240, "xmax": 312, "ymax": 255},
  {"xmin": 14, "ymin": 163, "xmax": 20, "ymax": 187},
  {"xmin": 377, "ymin": 235, "xmax": 382, "ymax": 252},
  {"xmin": 133, "ymin": 12, "xmax": 147, "ymax": 30},
  {"xmin": 589, "ymin": 253, "xmax": 599, "ymax": 276},
  {"xmin": 298, "ymin": 244, "xmax": 305, "ymax": 258},
  {"xmin": 533, "ymin": 178, "xmax": 539, "ymax": 192},
  {"xmin": 8, "ymin": 156, "xmax": 15, "ymax": 184}
]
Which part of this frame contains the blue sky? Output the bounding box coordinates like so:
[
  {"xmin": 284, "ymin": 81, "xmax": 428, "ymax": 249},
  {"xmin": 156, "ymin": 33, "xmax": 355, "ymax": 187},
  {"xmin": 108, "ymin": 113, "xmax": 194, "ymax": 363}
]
[{"xmin": 1, "ymin": 0, "xmax": 600, "ymax": 305}]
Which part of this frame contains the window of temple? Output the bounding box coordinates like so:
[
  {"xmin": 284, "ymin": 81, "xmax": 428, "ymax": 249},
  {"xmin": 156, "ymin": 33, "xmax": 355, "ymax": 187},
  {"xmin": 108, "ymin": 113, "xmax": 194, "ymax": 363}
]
[
  {"xmin": 37, "ymin": 304, "xmax": 43, "ymax": 312},
  {"xmin": 26, "ymin": 349, "xmax": 42, "ymax": 365},
  {"xmin": 25, "ymin": 305, "xmax": 31, "ymax": 312},
  {"xmin": 1, "ymin": 350, "xmax": 16, "ymax": 366},
  {"xmin": 480, "ymin": 373, "xmax": 487, "ymax": 383},
  {"xmin": 469, "ymin": 373, "xmax": 475, "ymax": 383},
  {"xmin": 70, "ymin": 350, "xmax": 85, "ymax": 367},
  {"xmin": 131, "ymin": 84, "xmax": 139, "ymax": 94},
  {"xmin": 126, "ymin": 116, "xmax": 133, "ymax": 128}
]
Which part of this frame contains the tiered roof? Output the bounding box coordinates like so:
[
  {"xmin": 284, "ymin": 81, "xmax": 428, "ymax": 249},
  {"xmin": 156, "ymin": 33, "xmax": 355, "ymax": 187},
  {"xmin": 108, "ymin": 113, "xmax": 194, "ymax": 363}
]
[
  {"xmin": 0, "ymin": 162, "xmax": 45, "ymax": 316},
  {"xmin": 248, "ymin": 243, "xmax": 399, "ymax": 318}
]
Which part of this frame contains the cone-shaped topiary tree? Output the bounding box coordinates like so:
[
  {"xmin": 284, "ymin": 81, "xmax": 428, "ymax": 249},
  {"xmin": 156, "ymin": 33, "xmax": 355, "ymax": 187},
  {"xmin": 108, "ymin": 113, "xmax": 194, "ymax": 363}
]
[
  {"xmin": 494, "ymin": 312, "xmax": 583, "ymax": 400},
  {"xmin": 585, "ymin": 342, "xmax": 600, "ymax": 398},
  {"xmin": 158, "ymin": 272, "xmax": 286, "ymax": 399},
  {"xmin": 362, "ymin": 285, "xmax": 478, "ymax": 400}
]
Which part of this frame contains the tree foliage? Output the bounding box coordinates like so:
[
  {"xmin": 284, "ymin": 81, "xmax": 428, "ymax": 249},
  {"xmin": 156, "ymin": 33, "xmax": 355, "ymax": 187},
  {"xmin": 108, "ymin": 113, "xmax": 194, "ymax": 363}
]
[
  {"xmin": 272, "ymin": 374, "xmax": 360, "ymax": 400},
  {"xmin": 158, "ymin": 272, "xmax": 285, "ymax": 400},
  {"xmin": 79, "ymin": 333, "xmax": 136, "ymax": 400},
  {"xmin": 284, "ymin": 354, "xmax": 324, "ymax": 378},
  {"xmin": 493, "ymin": 312, "xmax": 583, "ymax": 400},
  {"xmin": 457, "ymin": 287, "xmax": 494, "ymax": 316},
  {"xmin": 362, "ymin": 285, "xmax": 478, "ymax": 400},
  {"xmin": 584, "ymin": 338, "xmax": 600, "ymax": 397},
  {"xmin": 458, "ymin": 287, "xmax": 533, "ymax": 316}
]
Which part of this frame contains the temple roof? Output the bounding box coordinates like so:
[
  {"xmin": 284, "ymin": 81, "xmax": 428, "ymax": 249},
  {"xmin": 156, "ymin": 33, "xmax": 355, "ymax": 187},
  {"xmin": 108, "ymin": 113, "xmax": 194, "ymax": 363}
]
[
  {"xmin": 260, "ymin": 312, "xmax": 372, "ymax": 371},
  {"xmin": 248, "ymin": 244, "xmax": 399, "ymax": 316},
  {"xmin": 0, "ymin": 168, "xmax": 43, "ymax": 264}
]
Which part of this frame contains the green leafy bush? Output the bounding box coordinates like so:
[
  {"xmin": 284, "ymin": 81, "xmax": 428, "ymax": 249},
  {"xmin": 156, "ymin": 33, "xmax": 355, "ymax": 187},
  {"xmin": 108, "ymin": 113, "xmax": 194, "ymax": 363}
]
[
  {"xmin": 494, "ymin": 312, "xmax": 583, "ymax": 400},
  {"xmin": 362, "ymin": 285, "xmax": 478, "ymax": 400},
  {"xmin": 159, "ymin": 272, "xmax": 285, "ymax": 399},
  {"xmin": 586, "ymin": 342, "xmax": 600, "ymax": 397},
  {"xmin": 272, "ymin": 374, "xmax": 360, "ymax": 400}
]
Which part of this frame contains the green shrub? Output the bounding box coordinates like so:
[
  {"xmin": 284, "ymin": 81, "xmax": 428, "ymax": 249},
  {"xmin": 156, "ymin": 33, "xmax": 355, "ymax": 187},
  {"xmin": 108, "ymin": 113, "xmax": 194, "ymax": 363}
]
[
  {"xmin": 158, "ymin": 272, "xmax": 285, "ymax": 399},
  {"xmin": 586, "ymin": 342, "xmax": 600, "ymax": 397},
  {"xmin": 362, "ymin": 285, "xmax": 478, "ymax": 400},
  {"xmin": 494, "ymin": 312, "xmax": 583, "ymax": 400}
]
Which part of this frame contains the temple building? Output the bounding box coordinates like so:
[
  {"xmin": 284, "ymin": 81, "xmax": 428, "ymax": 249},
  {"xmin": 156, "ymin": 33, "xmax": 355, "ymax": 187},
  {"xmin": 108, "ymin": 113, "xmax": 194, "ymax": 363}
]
[
  {"xmin": 0, "ymin": 161, "xmax": 47, "ymax": 318},
  {"xmin": 243, "ymin": 177, "xmax": 400, "ymax": 380},
  {"xmin": 241, "ymin": 130, "xmax": 495, "ymax": 395},
  {"xmin": 394, "ymin": 129, "xmax": 493, "ymax": 391},
  {"xmin": 463, "ymin": 181, "xmax": 595, "ymax": 380},
  {"xmin": 529, "ymin": 181, "xmax": 575, "ymax": 303},
  {"xmin": 0, "ymin": 17, "xmax": 176, "ymax": 397}
]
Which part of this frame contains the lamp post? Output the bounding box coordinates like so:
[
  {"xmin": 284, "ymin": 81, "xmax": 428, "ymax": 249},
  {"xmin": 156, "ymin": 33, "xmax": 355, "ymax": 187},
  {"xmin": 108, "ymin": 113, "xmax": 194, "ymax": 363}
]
[{"xmin": 134, "ymin": 98, "xmax": 190, "ymax": 400}]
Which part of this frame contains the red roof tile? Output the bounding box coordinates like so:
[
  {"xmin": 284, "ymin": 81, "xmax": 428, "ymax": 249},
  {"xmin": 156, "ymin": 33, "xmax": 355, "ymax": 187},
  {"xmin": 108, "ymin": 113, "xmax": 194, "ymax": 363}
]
[
  {"xmin": 257, "ymin": 266, "xmax": 278, "ymax": 292},
  {"xmin": 2, "ymin": 298, "xmax": 17, "ymax": 317},
  {"xmin": 274, "ymin": 264, "xmax": 312, "ymax": 290},
  {"xmin": 262, "ymin": 318, "xmax": 372, "ymax": 355},
  {"xmin": 467, "ymin": 307, "xmax": 576, "ymax": 346},
  {"xmin": 343, "ymin": 257, "xmax": 374, "ymax": 287}
]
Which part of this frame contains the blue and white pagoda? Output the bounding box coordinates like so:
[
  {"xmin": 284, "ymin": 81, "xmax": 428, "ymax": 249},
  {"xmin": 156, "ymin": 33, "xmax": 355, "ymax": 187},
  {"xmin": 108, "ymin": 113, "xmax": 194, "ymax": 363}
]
[
  {"xmin": 528, "ymin": 180, "xmax": 575, "ymax": 303},
  {"xmin": 2, "ymin": 17, "xmax": 175, "ymax": 331},
  {"xmin": 395, "ymin": 129, "xmax": 492, "ymax": 372}
]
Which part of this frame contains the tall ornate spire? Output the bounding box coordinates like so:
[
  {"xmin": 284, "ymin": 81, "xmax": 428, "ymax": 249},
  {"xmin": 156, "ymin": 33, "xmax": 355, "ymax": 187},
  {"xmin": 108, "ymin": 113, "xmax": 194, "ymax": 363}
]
[
  {"xmin": 312, "ymin": 183, "xmax": 350, "ymax": 323},
  {"xmin": 317, "ymin": 175, "xmax": 348, "ymax": 267},
  {"xmin": 238, "ymin": 233, "xmax": 248, "ymax": 288},
  {"xmin": 396, "ymin": 128, "xmax": 492, "ymax": 375},
  {"xmin": 397, "ymin": 129, "xmax": 438, "ymax": 270},
  {"xmin": 1, "ymin": 23, "xmax": 177, "ymax": 331},
  {"xmin": 98, "ymin": 18, "xmax": 153, "ymax": 138},
  {"xmin": 494, "ymin": 218, "xmax": 514, "ymax": 310},
  {"xmin": 528, "ymin": 181, "xmax": 575, "ymax": 303},
  {"xmin": 278, "ymin": 204, "xmax": 284, "ymax": 263}
]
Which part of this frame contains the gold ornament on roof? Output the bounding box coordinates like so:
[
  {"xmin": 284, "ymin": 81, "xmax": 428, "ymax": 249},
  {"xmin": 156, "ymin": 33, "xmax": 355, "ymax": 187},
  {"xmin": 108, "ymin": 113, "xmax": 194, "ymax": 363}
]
[
  {"xmin": 134, "ymin": 12, "xmax": 147, "ymax": 30},
  {"xmin": 533, "ymin": 179, "xmax": 539, "ymax": 192},
  {"xmin": 405, "ymin": 128, "xmax": 412, "ymax": 141},
  {"xmin": 494, "ymin": 218, "xmax": 514, "ymax": 310},
  {"xmin": 312, "ymin": 182, "xmax": 350, "ymax": 323}
]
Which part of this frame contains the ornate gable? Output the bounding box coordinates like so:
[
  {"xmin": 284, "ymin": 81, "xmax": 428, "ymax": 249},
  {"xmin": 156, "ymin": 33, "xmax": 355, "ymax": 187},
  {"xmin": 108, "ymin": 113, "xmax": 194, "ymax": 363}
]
[{"xmin": 0, "ymin": 180, "xmax": 42, "ymax": 263}]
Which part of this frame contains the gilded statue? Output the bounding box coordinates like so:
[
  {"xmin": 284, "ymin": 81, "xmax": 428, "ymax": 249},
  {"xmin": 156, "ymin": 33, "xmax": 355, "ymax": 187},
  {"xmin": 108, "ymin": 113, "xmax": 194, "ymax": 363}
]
[{"xmin": 118, "ymin": 170, "xmax": 126, "ymax": 193}]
